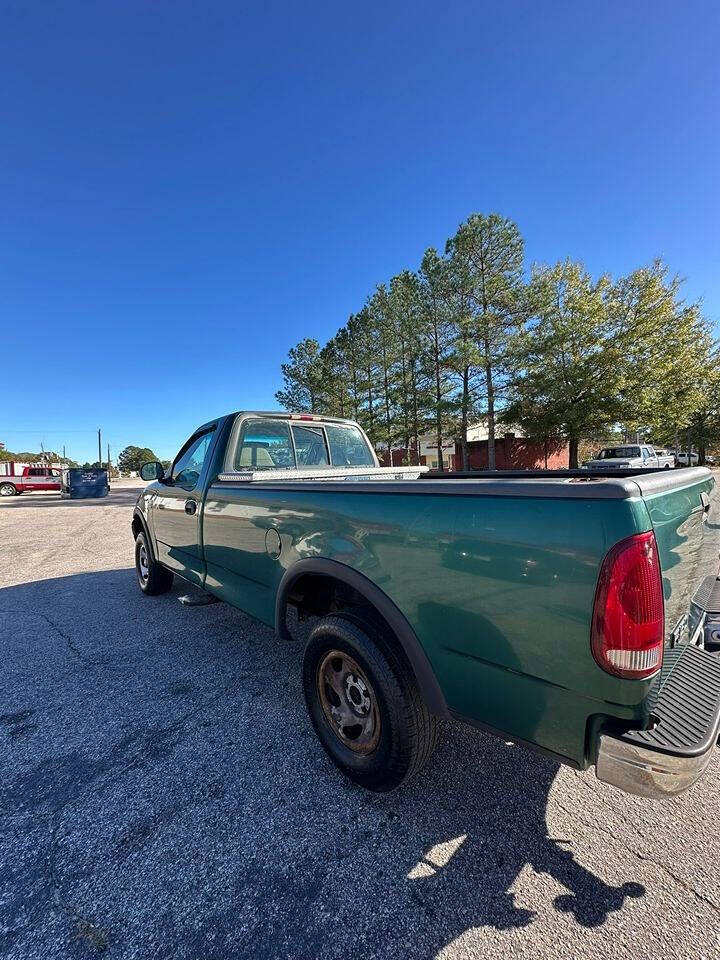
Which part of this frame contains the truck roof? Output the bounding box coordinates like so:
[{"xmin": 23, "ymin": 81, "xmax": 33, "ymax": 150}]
[{"xmin": 195, "ymin": 411, "xmax": 362, "ymax": 433}]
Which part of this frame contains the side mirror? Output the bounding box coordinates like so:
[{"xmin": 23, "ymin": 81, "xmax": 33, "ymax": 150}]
[{"xmin": 140, "ymin": 461, "xmax": 165, "ymax": 482}]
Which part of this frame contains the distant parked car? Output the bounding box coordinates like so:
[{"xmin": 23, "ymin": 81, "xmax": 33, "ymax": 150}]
[{"xmin": 676, "ymin": 451, "xmax": 700, "ymax": 467}]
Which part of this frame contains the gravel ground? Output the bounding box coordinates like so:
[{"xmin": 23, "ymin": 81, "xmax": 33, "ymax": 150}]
[{"xmin": 2, "ymin": 479, "xmax": 720, "ymax": 960}]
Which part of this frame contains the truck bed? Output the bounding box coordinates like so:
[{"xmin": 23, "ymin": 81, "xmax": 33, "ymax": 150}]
[{"xmin": 214, "ymin": 465, "xmax": 708, "ymax": 500}]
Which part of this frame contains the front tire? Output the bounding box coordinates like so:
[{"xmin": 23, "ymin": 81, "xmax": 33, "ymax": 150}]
[
  {"xmin": 0, "ymin": 482, "xmax": 17, "ymax": 497},
  {"xmin": 302, "ymin": 616, "xmax": 439, "ymax": 792},
  {"xmin": 135, "ymin": 531, "xmax": 174, "ymax": 596}
]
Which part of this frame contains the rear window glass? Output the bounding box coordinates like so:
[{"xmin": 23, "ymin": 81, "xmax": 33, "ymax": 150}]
[
  {"xmin": 326, "ymin": 425, "xmax": 374, "ymax": 466},
  {"xmin": 292, "ymin": 425, "xmax": 329, "ymax": 467},
  {"xmin": 234, "ymin": 419, "xmax": 295, "ymax": 470},
  {"xmin": 597, "ymin": 447, "xmax": 640, "ymax": 459}
]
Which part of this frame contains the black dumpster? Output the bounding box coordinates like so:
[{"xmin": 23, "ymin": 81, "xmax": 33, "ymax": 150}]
[{"xmin": 61, "ymin": 468, "xmax": 109, "ymax": 499}]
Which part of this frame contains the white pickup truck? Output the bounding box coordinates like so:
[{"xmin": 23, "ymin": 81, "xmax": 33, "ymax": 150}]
[{"xmin": 583, "ymin": 444, "xmax": 675, "ymax": 470}]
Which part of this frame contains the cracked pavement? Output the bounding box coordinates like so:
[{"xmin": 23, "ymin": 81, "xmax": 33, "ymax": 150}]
[{"xmin": 1, "ymin": 479, "xmax": 720, "ymax": 959}]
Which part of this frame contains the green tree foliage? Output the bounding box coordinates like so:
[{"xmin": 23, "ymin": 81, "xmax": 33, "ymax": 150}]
[
  {"xmin": 117, "ymin": 445, "xmax": 159, "ymax": 472},
  {"xmin": 445, "ymin": 213, "xmax": 526, "ymax": 468},
  {"xmin": 275, "ymin": 338, "xmax": 323, "ymax": 412},
  {"xmin": 504, "ymin": 261, "xmax": 622, "ymax": 467},
  {"xmin": 275, "ymin": 213, "xmax": 717, "ymax": 470},
  {"xmin": 613, "ymin": 262, "xmax": 714, "ymax": 437},
  {"xmin": 0, "ymin": 448, "xmax": 76, "ymax": 465},
  {"xmin": 418, "ymin": 249, "xmax": 456, "ymax": 471},
  {"xmin": 505, "ymin": 259, "xmax": 715, "ymax": 466}
]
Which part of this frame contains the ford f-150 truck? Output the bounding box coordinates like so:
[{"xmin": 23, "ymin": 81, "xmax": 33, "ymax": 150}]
[
  {"xmin": 132, "ymin": 411, "xmax": 720, "ymax": 797},
  {"xmin": 583, "ymin": 444, "xmax": 675, "ymax": 470},
  {"xmin": 0, "ymin": 463, "xmax": 62, "ymax": 496}
]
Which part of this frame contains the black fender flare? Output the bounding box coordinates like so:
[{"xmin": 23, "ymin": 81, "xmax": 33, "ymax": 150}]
[
  {"xmin": 275, "ymin": 557, "xmax": 449, "ymax": 718},
  {"xmin": 131, "ymin": 508, "xmax": 157, "ymax": 563}
]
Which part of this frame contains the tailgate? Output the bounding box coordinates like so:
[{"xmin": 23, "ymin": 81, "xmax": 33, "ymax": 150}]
[{"xmin": 635, "ymin": 467, "xmax": 717, "ymax": 641}]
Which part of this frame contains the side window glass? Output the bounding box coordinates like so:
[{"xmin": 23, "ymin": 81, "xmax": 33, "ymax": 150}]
[
  {"xmin": 326, "ymin": 425, "xmax": 374, "ymax": 466},
  {"xmin": 172, "ymin": 430, "xmax": 215, "ymax": 489},
  {"xmin": 292, "ymin": 425, "xmax": 329, "ymax": 467},
  {"xmin": 234, "ymin": 419, "xmax": 295, "ymax": 470}
]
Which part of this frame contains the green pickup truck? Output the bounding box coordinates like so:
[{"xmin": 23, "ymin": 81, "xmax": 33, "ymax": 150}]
[{"xmin": 132, "ymin": 411, "xmax": 720, "ymax": 797}]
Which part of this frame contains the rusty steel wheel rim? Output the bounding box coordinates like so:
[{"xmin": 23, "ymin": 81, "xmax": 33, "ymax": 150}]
[{"xmin": 317, "ymin": 649, "xmax": 381, "ymax": 754}]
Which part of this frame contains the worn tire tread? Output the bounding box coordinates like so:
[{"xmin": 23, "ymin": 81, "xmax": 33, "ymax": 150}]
[{"xmin": 303, "ymin": 614, "xmax": 440, "ymax": 791}]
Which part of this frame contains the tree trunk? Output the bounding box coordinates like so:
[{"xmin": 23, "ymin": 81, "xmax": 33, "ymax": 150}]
[
  {"xmin": 399, "ymin": 340, "xmax": 410, "ymax": 453},
  {"xmin": 460, "ymin": 366, "xmax": 470, "ymax": 471},
  {"xmin": 366, "ymin": 364, "xmax": 374, "ymax": 441},
  {"xmin": 381, "ymin": 341, "xmax": 392, "ymax": 450},
  {"xmin": 569, "ymin": 436, "xmax": 579, "ymax": 469},
  {"xmin": 411, "ymin": 380, "xmax": 420, "ymax": 466},
  {"xmin": 434, "ymin": 325, "xmax": 444, "ymax": 472},
  {"xmin": 485, "ymin": 355, "xmax": 496, "ymax": 470}
]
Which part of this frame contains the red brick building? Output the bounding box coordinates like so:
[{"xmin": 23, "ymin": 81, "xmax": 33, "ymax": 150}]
[
  {"xmin": 378, "ymin": 431, "xmax": 569, "ymax": 470},
  {"xmin": 457, "ymin": 433, "xmax": 569, "ymax": 470}
]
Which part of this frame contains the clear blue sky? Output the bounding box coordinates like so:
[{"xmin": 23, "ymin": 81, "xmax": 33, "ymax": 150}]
[{"xmin": 2, "ymin": 1, "xmax": 719, "ymax": 463}]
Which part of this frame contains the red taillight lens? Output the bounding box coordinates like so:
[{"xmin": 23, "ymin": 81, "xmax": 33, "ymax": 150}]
[{"xmin": 591, "ymin": 531, "xmax": 664, "ymax": 679}]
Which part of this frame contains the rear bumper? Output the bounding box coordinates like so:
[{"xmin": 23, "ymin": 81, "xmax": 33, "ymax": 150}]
[
  {"xmin": 596, "ymin": 730, "xmax": 716, "ymax": 798},
  {"xmin": 595, "ymin": 644, "xmax": 720, "ymax": 799}
]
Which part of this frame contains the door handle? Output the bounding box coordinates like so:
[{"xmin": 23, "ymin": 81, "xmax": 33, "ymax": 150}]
[{"xmin": 184, "ymin": 499, "xmax": 197, "ymax": 515}]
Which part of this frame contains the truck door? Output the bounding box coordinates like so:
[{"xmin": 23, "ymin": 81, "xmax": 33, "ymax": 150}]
[
  {"xmin": 643, "ymin": 446, "xmax": 659, "ymax": 468},
  {"xmin": 203, "ymin": 416, "xmax": 297, "ymax": 624},
  {"xmin": 151, "ymin": 426, "xmax": 218, "ymax": 587},
  {"xmin": 45, "ymin": 469, "xmax": 62, "ymax": 490},
  {"xmin": 23, "ymin": 467, "xmax": 61, "ymax": 491}
]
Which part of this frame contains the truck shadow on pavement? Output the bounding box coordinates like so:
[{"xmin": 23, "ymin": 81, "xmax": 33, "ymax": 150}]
[{"xmin": 0, "ymin": 568, "xmax": 646, "ymax": 959}]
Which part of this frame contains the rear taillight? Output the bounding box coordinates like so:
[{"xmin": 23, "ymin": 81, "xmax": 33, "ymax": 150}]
[{"xmin": 591, "ymin": 531, "xmax": 664, "ymax": 679}]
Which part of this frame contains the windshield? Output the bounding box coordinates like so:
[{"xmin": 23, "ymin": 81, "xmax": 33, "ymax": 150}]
[{"xmin": 596, "ymin": 447, "xmax": 640, "ymax": 460}]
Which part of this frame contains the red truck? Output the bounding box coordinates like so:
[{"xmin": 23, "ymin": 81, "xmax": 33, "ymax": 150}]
[{"xmin": 0, "ymin": 463, "xmax": 63, "ymax": 496}]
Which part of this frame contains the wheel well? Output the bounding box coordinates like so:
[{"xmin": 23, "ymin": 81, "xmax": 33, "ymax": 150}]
[
  {"xmin": 277, "ymin": 564, "xmax": 448, "ymax": 717},
  {"xmin": 131, "ymin": 515, "xmax": 143, "ymax": 539},
  {"xmin": 286, "ymin": 573, "xmax": 389, "ymax": 633}
]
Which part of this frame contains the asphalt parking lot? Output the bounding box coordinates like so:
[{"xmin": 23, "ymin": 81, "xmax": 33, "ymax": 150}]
[{"xmin": 2, "ymin": 480, "xmax": 720, "ymax": 960}]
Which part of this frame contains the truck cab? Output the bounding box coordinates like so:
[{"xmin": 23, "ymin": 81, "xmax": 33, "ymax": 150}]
[{"xmin": 583, "ymin": 444, "xmax": 664, "ymax": 470}]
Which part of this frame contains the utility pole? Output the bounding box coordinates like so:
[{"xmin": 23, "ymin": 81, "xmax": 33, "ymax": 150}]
[
  {"xmin": 107, "ymin": 443, "xmax": 110, "ymax": 474},
  {"xmin": 98, "ymin": 428, "xmax": 102, "ymax": 467},
  {"xmin": 63, "ymin": 445, "xmax": 66, "ymax": 460}
]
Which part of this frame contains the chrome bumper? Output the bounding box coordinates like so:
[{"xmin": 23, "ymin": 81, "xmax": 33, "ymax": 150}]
[
  {"xmin": 596, "ymin": 733, "xmax": 715, "ymax": 799},
  {"xmin": 595, "ymin": 643, "xmax": 720, "ymax": 800}
]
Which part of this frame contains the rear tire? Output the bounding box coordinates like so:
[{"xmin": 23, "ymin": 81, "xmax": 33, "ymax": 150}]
[
  {"xmin": 302, "ymin": 615, "xmax": 440, "ymax": 792},
  {"xmin": 135, "ymin": 531, "xmax": 174, "ymax": 596},
  {"xmin": 0, "ymin": 482, "xmax": 17, "ymax": 497}
]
